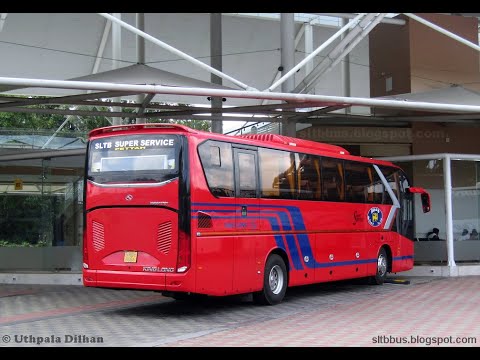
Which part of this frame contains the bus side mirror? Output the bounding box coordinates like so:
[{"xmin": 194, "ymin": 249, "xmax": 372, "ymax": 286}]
[
  {"xmin": 407, "ymin": 187, "xmax": 431, "ymax": 213},
  {"xmin": 420, "ymin": 193, "xmax": 431, "ymax": 213}
]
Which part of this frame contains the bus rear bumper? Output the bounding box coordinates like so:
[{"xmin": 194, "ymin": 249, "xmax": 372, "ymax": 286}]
[
  {"xmin": 83, "ymin": 269, "xmax": 167, "ymax": 291},
  {"xmin": 83, "ymin": 269, "xmax": 193, "ymax": 292}
]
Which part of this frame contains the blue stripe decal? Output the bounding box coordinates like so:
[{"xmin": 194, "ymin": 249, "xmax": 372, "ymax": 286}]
[
  {"xmin": 317, "ymin": 258, "xmax": 378, "ymax": 268},
  {"xmin": 393, "ymin": 255, "xmax": 414, "ymax": 260},
  {"xmin": 192, "ymin": 210, "xmax": 303, "ymax": 270},
  {"xmin": 202, "ymin": 205, "xmax": 315, "ymax": 266},
  {"xmin": 282, "ymin": 206, "xmax": 322, "ymax": 268},
  {"xmin": 193, "ymin": 215, "xmax": 287, "ymax": 251},
  {"xmin": 192, "ymin": 203, "xmax": 410, "ymax": 270},
  {"xmin": 264, "ymin": 211, "xmax": 302, "ymax": 270},
  {"xmin": 193, "ymin": 209, "xmax": 243, "ymax": 212}
]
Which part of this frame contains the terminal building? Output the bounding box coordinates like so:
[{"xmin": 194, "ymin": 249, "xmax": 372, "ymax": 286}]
[{"xmin": 0, "ymin": 13, "xmax": 479, "ymax": 283}]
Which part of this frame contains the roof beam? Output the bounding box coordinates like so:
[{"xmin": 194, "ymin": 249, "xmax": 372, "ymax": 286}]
[
  {"xmin": 289, "ymin": 105, "xmax": 350, "ymax": 121},
  {"xmin": 0, "ymin": 103, "xmax": 294, "ymax": 121},
  {"xmin": 146, "ymin": 113, "xmax": 283, "ymax": 122},
  {"xmin": 380, "ymin": 113, "xmax": 480, "ymax": 122},
  {"xmin": 0, "ymin": 106, "xmax": 132, "ymax": 118},
  {"xmin": 98, "ymin": 13, "xmax": 256, "ymax": 91},
  {"xmin": 91, "ymin": 18, "xmax": 111, "ymax": 75},
  {"xmin": 0, "ymin": 149, "xmax": 85, "ymax": 162},
  {"xmin": 2, "ymin": 76, "xmax": 480, "ymax": 115},
  {"xmin": 317, "ymin": 13, "xmax": 406, "ymax": 25},
  {"xmin": 225, "ymin": 13, "xmax": 406, "ymax": 27},
  {"xmin": 0, "ymin": 94, "xmax": 192, "ymax": 110},
  {"xmin": 145, "ymin": 108, "xmax": 299, "ymax": 118},
  {"xmin": 267, "ymin": 13, "xmax": 366, "ymax": 92},
  {"xmin": 0, "ymin": 91, "xmax": 140, "ymax": 108},
  {"xmin": 136, "ymin": 92, "xmax": 155, "ymax": 119},
  {"xmin": 295, "ymin": 13, "xmax": 387, "ymax": 94},
  {"xmin": 0, "ymin": 95, "xmax": 319, "ymax": 113}
]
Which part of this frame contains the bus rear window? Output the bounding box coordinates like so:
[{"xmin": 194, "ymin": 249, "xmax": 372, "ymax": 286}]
[{"xmin": 88, "ymin": 134, "xmax": 180, "ymax": 183}]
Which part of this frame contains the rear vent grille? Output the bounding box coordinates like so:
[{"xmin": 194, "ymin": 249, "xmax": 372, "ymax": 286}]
[
  {"xmin": 92, "ymin": 221, "xmax": 105, "ymax": 252},
  {"xmin": 198, "ymin": 212, "xmax": 213, "ymax": 228},
  {"xmin": 157, "ymin": 221, "xmax": 172, "ymax": 254}
]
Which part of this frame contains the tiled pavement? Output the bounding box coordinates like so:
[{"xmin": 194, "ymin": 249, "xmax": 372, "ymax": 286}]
[{"xmin": 0, "ymin": 276, "xmax": 479, "ymax": 347}]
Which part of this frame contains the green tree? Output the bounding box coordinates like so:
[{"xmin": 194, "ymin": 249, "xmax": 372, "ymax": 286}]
[
  {"xmin": 0, "ymin": 107, "xmax": 66, "ymax": 130},
  {"xmin": 0, "ymin": 99, "xmax": 212, "ymax": 133}
]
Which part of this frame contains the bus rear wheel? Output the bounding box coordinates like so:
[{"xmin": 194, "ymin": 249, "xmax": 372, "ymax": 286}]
[
  {"xmin": 253, "ymin": 254, "xmax": 287, "ymax": 305},
  {"xmin": 369, "ymin": 247, "xmax": 388, "ymax": 285}
]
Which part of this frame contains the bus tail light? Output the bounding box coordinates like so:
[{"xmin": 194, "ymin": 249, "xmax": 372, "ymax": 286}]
[
  {"xmin": 82, "ymin": 232, "xmax": 89, "ymax": 269},
  {"xmin": 176, "ymin": 229, "xmax": 191, "ymax": 272}
]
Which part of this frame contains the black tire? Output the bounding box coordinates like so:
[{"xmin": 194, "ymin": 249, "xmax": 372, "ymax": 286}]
[
  {"xmin": 170, "ymin": 293, "xmax": 207, "ymax": 302},
  {"xmin": 253, "ymin": 254, "xmax": 287, "ymax": 305},
  {"xmin": 369, "ymin": 247, "xmax": 388, "ymax": 285},
  {"xmin": 171, "ymin": 293, "xmax": 191, "ymax": 301}
]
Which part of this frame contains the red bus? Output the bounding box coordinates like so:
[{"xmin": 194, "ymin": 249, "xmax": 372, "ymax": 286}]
[{"xmin": 82, "ymin": 124, "xmax": 430, "ymax": 305}]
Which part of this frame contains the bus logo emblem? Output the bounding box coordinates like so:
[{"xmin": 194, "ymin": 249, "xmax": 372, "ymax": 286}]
[
  {"xmin": 125, "ymin": 194, "xmax": 133, "ymax": 201},
  {"xmin": 367, "ymin": 207, "xmax": 383, "ymax": 227}
]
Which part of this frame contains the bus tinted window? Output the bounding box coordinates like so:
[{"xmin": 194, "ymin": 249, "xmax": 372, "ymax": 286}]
[
  {"xmin": 345, "ymin": 161, "xmax": 376, "ymax": 203},
  {"xmin": 367, "ymin": 167, "xmax": 385, "ymax": 204},
  {"xmin": 380, "ymin": 166, "xmax": 399, "ymax": 205},
  {"xmin": 237, "ymin": 152, "xmax": 257, "ymax": 198},
  {"xmin": 259, "ymin": 148, "xmax": 296, "ymax": 199},
  {"xmin": 198, "ymin": 141, "xmax": 234, "ymax": 197},
  {"xmin": 322, "ymin": 158, "xmax": 344, "ymax": 202},
  {"xmin": 297, "ymin": 153, "xmax": 321, "ymax": 200},
  {"xmin": 88, "ymin": 134, "xmax": 179, "ymax": 184}
]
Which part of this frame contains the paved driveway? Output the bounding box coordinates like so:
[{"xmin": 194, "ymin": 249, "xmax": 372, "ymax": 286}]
[{"xmin": 0, "ymin": 276, "xmax": 478, "ymax": 347}]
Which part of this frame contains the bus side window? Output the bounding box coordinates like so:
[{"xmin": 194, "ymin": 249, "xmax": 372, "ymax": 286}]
[
  {"xmin": 322, "ymin": 158, "xmax": 344, "ymax": 202},
  {"xmin": 237, "ymin": 152, "xmax": 257, "ymax": 198},
  {"xmin": 378, "ymin": 166, "xmax": 396, "ymax": 205},
  {"xmin": 366, "ymin": 165, "xmax": 385, "ymax": 205},
  {"xmin": 198, "ymin": 141, "xmax": 234, "ymax": 197},
  {"xmin": 259, "ymin": 149, "xmax": 296, "ymax": 199},
  {"xmin": 345, "ymin": 161, "xmax": 373, "ymax": 203},
  {"xmin": 280, "ymin": 152, "xmax": 296, "ymax": 199},
  {"xmin": 312, "ymin": 157, "xmax": 322, "ymax": 200},
  {"xmin": 297, "ymin": 154, "xmax": 321, "ymax": 200}
]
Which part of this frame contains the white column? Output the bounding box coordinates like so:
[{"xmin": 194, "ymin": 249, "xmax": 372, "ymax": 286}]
[
  {"xmin": 112, "ymin": 13, "xmax": 122, "ymax": 126},
  {"xmin": 280, "ymin": 13, "xmax": 296, "ymax": 137},
  {"xmin": 341, "ymin": 18, "xmax": 351, "ymax": 114},
  {"xmin": 443, "ymin": 154, "xmax": 457, "ymax": 270},
  {"xmin": 304, "ymin": 23, "xmax": 314, "ymax": 76},
  {"xmin": 210, "ymin": 13, "xmax": 223, "ymax": 134},
  {"xmin": 136, "ymin": 13, "xmax": 146, "ymax": 124}
]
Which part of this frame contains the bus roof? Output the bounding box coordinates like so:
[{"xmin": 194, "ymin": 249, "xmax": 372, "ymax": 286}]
[
  {"xmin": 237, "ymin": 133, "xmax": 349, "ymax": 155},
  {"xmin": 88, "ymin": 123, "xmax": 196, "ymax": 137},
  {"xmin": 87, "ymin": 123, "xmax": 398, "ymax": 169},
  {"xmin": 233, "ymin": 133, "xmax": 397, "ymax": 168}
]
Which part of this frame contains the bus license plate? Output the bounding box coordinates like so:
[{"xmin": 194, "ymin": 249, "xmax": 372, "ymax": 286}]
[{"xmin": 124, "ymin": 251, "xmax": 138, "ymax": 263}]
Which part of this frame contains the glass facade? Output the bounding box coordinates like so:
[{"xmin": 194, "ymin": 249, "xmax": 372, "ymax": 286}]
[
  {"xmin": 0, "ymin": 155, "xmax": 84, "ymax": 271},
  {"xmin": 391, "ymin": 157, "xmax": 480, "ymax": 265},
  {"xmin": 452, "ymin": 160, "xmax": 480, "ymax": 263}
]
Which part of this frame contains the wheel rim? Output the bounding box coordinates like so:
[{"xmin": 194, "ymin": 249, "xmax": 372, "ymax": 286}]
[
  {"xmin": 377, "ymin": 252, "xmax": 387, "ymax": 277},
  {"xmin": 268, "ymin": 264, "xmax": 284, "ymax": 295}
]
